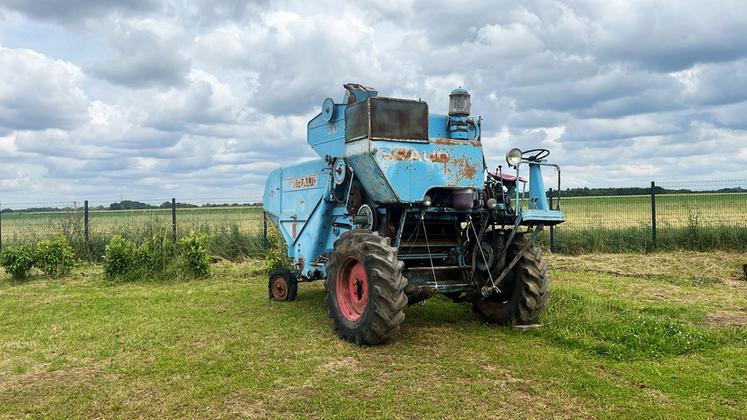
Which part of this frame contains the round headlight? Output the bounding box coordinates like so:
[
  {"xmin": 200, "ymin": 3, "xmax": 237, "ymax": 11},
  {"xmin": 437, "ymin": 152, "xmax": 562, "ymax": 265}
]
[{"xmin": 506, "ymin": 148, "xmax": 522, "ymax": 167}]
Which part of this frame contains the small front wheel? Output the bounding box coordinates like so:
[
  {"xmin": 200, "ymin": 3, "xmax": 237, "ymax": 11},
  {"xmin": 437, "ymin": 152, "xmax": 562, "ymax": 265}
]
[{"xmin": 268, "ymin": 269, "xmax": 298, "ymax": 301}]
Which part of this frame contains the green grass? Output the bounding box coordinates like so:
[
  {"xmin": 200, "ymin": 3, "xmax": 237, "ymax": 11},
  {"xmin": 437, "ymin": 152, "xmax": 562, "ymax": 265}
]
[
  {"xmin": 558, "ymin": 192, "xmax": 747, "ymax": 228},
  {"xmin": 1, "ymin": 252, "xmax": 745, "ymax": 418},
  {"xmin": 547, "ymin": 224, "xmax": 747, "ymax": 254}
]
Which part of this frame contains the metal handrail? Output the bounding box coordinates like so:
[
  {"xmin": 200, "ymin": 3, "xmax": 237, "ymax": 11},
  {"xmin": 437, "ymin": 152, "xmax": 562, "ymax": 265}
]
[{"xmin": 514, "ymin": 160, "xmax": 562, "ymax": 212}]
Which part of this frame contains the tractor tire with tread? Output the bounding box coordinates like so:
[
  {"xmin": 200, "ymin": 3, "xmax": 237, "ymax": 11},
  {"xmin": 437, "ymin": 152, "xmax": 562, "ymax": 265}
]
[
  {"xmin": 472, "ymin": 235, "xmax": 550, "ymax": 325},
  {"xmin": 325, "ymin": 230, "xmax": 407, "ymax": 345}
]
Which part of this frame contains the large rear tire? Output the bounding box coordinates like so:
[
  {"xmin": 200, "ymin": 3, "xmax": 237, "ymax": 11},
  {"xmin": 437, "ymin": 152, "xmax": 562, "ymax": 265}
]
[
  {"xmin": 325, "ymin": 230, "xmax": 407, "ymax": 345},
  {"xmin": 473, "ymin": 235, "xmax": 549, "ymax": 325}
]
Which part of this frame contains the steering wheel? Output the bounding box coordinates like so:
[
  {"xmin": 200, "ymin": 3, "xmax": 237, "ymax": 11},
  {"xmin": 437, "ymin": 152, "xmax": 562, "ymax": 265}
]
[{"xmin": 522, "ymin": 148, "xmax": 550, "ymax": 162}]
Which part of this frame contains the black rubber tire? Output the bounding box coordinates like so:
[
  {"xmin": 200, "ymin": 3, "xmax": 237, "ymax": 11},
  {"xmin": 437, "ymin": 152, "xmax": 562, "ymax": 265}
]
[
  {"xmin": 325, "ymin": 230, "xmax": 407, "ymax": 345},
  {"xmin": 268, "ymin": 268, "xmax": 298, "ymax": 301},
  {"xmin": 472, "ymin": 235, "xmax": 550, "ymax": 325}
]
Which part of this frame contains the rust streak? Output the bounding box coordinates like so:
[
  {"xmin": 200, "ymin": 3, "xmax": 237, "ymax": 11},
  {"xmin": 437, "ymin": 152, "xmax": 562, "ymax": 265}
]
[
  {"xmin": 460, "ymin": 162, "xmax": 478, "ymax": 179},
  {"xmin": 433, "ymin": 138, "xmax": 482, "ymax": 147},
  {"xmin": 427, "ymin": 152, "xmax": 449, "ymax": 163},
  {"xmin": 446, "ymin": 157, "xmax": 479, "ymax": 182},
  {"xmin": 381, "ymin": 148, "xmax": 449, "ymax": 163}
]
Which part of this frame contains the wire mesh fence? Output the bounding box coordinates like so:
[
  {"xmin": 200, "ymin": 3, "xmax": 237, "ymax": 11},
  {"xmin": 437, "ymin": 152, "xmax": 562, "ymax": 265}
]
[
  {"xmin": 1, "ymin": 179, "xmax": 745, "ymax": 259},
  {"xmin": 0, "ymin": 197, "xmax": 266, "ymax": 261},
  {"xmin": 653, "ymin": 179, "xmax": 747, "ymax": 251},
  {"xmin": 549, "ymin": 179, "xmax": 747, "ymax": 253}
]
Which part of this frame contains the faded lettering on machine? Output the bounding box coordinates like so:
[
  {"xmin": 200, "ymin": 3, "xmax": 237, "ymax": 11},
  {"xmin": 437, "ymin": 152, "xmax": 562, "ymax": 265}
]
[
  {"xmin": 380, "ymin": 148, "xmax": 449, "ymax": 163},
  {"xmin": 290, "ymin": 176, "xmax": 318, "ymax": 190}
]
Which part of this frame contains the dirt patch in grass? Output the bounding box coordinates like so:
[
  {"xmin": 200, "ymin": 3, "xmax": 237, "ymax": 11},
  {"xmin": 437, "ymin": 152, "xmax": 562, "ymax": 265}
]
[
  {"xmin": 319, "ymin": 356, "xmax": 361, "ymax": 373},
  {"xmin": 223, "ymin": 390, "xmax": 271, "ymax": 418},
  {"xmin": 705, "ymin": 310, "xmax": 747, "ymax": 327},
  {"xmin": 0, "ymin": 359, "xmax": 111, "ymax": 399}
]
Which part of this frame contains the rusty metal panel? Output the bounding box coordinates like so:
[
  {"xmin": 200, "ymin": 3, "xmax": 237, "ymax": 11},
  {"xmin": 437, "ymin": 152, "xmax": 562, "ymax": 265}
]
[
  {"xmin": 345, "ymin": 97, "xmax": 428, "ymax": 142},
  {"xmin": 371, "ymin": 139, "xmax": 484, "ymax": 202},
  {"xmin": 345, "ymin": 139, "xmax": 399, "ymax": 203},
  {"xmin": 344, "ymin": 100, "xmax": 369, "ymax": 141},
  {"xmin": 369, "ymin": 97, "xmax": 428, "ymax": 141}
]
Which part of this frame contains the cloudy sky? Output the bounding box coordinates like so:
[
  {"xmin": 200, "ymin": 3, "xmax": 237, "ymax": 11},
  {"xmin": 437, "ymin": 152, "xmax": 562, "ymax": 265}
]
[{"xmin": 1, "ymin": 0, "xmax": 746, "ymax": 204}]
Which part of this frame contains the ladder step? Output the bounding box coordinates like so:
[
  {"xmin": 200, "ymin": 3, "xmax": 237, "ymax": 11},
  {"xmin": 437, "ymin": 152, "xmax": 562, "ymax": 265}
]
[{"xmin": 405, "ymin": 266, "xmax": 469, "ymax": 272}]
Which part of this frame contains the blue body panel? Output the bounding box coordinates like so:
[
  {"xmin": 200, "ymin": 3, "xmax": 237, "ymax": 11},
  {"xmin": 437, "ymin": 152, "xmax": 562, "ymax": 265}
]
[
  {"xmin": 528, "ymin": 164, "xmax": 549, "ymax": 211},
  {"xmin": 346, "ymin": 135, "xmax": 484, "ymax": 203},
  {"xmin": 307, "ymin": 104, "xmax": 347, "ymax": 158},
  {"xmin": 521, "ymin": 209, "xmax": 566, "ymax": 224},
  {"xmin": 515, "ymin": 162, "xmax": 565, "ymax": 225},
  {"xmin": 263, "ymin": 159, "xmax": 350, "ymax": 279}
]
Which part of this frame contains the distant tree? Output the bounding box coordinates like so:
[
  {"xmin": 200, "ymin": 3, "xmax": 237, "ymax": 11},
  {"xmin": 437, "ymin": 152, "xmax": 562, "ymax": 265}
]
[
  {"xmin": 109, "ymin": 200, "xmax": 152, "ymax": 210},
  {"xmin": 550, "ymin": 185, "xmax": 743, "ymax": 197},
  {"xmin": 158, "ymin": 201, "xmax": 198, "ymax": 209}
]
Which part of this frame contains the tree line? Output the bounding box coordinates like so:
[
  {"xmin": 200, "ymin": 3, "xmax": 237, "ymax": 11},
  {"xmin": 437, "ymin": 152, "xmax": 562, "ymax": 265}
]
[
  {"xmin": 1, "ymin": 200, "xmax": 263, "ymax": 213},
  {"xmin": 2, "ymin": 185, "xmax": 745, "ymax": 212},
  {"xmin": 555, "ymin": 186, "xmax": 745, "ymax": 197}
]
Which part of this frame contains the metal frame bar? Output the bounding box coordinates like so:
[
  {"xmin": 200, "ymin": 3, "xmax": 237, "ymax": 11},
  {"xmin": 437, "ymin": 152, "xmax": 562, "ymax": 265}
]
[
  {"xmin": 492, "ymin": 226, "xmax": 543, "ymax": 289},
  {"xmin": 514, "ymin": 161, "xmax": 561, "ymax": 212}
]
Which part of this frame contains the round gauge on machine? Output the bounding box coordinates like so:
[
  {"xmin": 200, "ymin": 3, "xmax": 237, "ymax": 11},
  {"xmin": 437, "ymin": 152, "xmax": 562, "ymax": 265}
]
[{"xmin": 322, "ymin": 97, "xmax": 335, "ymax": 122}]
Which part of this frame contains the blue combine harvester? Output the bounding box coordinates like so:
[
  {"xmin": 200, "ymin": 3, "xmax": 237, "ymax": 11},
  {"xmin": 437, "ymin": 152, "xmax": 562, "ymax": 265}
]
[{"xmin": 263, "ymin": 83, "xmax": 564, "ymax": 344}]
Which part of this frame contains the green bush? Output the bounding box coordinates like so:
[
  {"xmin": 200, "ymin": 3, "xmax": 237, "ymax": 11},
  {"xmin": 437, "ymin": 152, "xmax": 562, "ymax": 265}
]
[
  {"xmin": 103, "ymin": 231, "xmax": 210, "ymax": 280},
  {"xmin": 35, "ymin": 234, "xmax": 75, "ymax": 277},
  {"xmin": 265, "ymin": 223, "xmax": 291, "ymax": 272},
  {"xmin": 0, "ymin": 245, "xmax": 36, "ymax": 280},
  {"xmin": 103, "ymin": 235, "xmax": 135, "ymax": 279},
  {"xmin": 178, "ymin": 232, "xmax": 210, "ymax": 277},
  {"xmin": 134, "ymin": 231, "xmax": 175, "ymax": 276}
]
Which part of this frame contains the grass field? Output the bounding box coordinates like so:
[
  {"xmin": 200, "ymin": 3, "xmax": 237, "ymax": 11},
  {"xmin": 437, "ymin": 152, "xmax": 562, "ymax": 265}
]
[
  {"xmin": 560, "ymin": 192, "xmax": 747, "ymax": 229},
  {"xmin": 1, "ymin": 252, "xmax": 745, "ymax": 418},
  {"xmin": 1, "ymin": 192, "xmax": 746, "ymax": 255},
  {"xmin": 0, "ymin": 206, "xmax": 264, "ymax": 240}
]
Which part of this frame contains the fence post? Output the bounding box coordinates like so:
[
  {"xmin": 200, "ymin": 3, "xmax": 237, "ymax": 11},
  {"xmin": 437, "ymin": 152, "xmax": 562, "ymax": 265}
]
[
  {"xmin": 651, "ymin": 181, "xmax": 657, "ymax": 249},
  {"xmin": 171, "ymin": 198, "xmax": 177, "ymax": 243},
  {"xmin": 262, "ymin": 210, "xmax": 268, "ymax": 247},
  {"xmin": 84, "ymin": 200, "xmax": 89, "ymax": 246},
  {"xmin": 0, "ymin": 202, "xmax": 3, "ymax": 251},
  {"xmin": 548, "ymin": 188, "xmax": 555, "ymax": 252}
]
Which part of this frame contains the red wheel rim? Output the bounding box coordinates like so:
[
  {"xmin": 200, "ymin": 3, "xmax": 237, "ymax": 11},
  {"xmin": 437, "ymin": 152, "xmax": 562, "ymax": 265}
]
[
  {"xmin": 271, "ymin": 276, "xmax": 288, "ymax": 300},
  {"xmin": 336, "ymin": 257, "xmax": 369, "ymax": 321}
]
